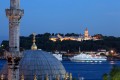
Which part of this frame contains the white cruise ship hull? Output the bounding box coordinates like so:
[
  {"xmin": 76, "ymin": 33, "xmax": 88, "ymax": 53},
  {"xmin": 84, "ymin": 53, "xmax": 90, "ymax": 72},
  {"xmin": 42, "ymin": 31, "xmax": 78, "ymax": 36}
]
[
  {"xmin": 70, "ymin": 53, "xmax": 107, "ymax": 62},
  {"xmin": 70, "ymin": 58, "xmax": 106, "ymax": 62}
]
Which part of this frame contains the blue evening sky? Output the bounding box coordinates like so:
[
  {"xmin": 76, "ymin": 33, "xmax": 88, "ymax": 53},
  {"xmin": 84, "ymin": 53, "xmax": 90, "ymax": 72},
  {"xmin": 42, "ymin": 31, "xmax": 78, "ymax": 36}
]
[{"xmin": 0, "ymin": 0, "xmax": 120, "ymax": 42}]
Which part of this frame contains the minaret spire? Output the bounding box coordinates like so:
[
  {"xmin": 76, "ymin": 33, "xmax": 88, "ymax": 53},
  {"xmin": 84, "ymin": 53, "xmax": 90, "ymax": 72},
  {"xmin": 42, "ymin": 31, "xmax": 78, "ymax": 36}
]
[
  {"xmin": 10, "ymin": 0, "xmax": 20, "ymax": 9},
  {"xmin": 5, "ymin": 0, "xmax": 24, "ymax": 80}
]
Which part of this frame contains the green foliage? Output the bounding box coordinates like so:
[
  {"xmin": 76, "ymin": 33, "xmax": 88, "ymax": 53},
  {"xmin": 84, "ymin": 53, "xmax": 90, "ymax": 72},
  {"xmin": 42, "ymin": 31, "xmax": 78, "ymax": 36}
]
[
  {"xmin": 110, "ymin": 66, "xmax": 120, "ymax": 80},
  {"xmin": 112, "ymin": 72, "xmax": 120, "ymax": 80},
  {"xmin": 0, "ymin": 47, "xmax": 5, "ymax": 56},
  {"xmin": 103, "ymin": 73, "xmax": 108, "ymax": 80},
  {"xmin": 1, "ymin": 40, "xmax": 9, "ymax": 50},
  {"xmin": 65, "ymin": 33, "xmax": 79, "ymax": 36},
  {"xmin": 103, "ymin": 66, "xmax": 120, "ymax": 80},
  {"xmin": 1, "ymin": 33, "xmax": 120, "ymax": 53}
]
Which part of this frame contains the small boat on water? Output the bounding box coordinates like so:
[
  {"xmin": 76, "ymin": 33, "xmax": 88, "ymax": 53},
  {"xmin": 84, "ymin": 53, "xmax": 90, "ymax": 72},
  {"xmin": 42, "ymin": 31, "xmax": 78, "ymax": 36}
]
[
  {"xmin": 47, "ymin": 51, "xmax": 62, "ymax": 61},
  {"xmin": 53, "ymin": 54, "xmax": 62, "ymax": 61},
  {"xmin": 70, "ymin": 53, "xmax": 107, "ymax": 62}
]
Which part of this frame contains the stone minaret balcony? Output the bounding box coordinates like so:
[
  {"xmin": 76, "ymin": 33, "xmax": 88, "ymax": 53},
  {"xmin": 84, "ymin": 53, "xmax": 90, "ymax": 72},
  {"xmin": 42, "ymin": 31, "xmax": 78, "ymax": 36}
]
[{"xmin": 6, "ymin": 9, "xmax": 24, "ymax": 20}]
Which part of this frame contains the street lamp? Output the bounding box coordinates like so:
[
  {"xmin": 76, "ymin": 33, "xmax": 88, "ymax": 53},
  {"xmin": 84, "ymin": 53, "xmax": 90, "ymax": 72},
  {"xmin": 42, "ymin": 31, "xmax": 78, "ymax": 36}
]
[
  {"xmin": 110, "ymin": 50, "xmax": 114, "ymax": 53},
  {"xmin": 0, "ymin": 45, "xmax": 4, "ymax": 48}
]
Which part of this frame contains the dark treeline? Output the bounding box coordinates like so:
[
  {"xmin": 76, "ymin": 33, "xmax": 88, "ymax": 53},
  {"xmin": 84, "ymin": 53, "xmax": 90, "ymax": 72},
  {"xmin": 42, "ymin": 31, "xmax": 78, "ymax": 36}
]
[
  {"xmin": 45, "ymin": 33, "xmax": 80, "ymax": 37},
  {"xmin": 1, "ymin": 33, "xmax": 120, "ymax": 53}
]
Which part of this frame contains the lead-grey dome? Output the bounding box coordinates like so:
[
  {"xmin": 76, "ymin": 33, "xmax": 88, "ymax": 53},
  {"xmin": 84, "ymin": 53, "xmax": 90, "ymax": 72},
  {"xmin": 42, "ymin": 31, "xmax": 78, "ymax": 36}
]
[
  {"xmin": 0, "ymin": 50, "xmax": 66, "ymax": 80},
  {"xmin": 19, "ymin": 50, "xmax": 66, "ymax": 80}
]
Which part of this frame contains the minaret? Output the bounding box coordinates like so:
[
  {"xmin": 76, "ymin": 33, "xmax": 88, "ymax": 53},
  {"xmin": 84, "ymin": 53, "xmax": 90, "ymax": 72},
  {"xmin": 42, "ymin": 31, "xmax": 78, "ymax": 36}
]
[{"xmin": 6, "ymin": 0, "xmax": 24, "ymax": 80}]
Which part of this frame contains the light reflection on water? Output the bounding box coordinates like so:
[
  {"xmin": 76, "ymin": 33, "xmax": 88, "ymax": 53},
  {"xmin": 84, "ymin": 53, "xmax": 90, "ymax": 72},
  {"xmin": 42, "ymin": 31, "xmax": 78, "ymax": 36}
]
[
  {"xmin": 109, "ymin": 61, "xmax": 115, "ymax": 64},
  {"xmin": 0, "ymin": 60, "xmax": 120, "ymax": 80},
  {"xmin": 62, "ymin": 61, "xmax": 120, "ymax": 80}
]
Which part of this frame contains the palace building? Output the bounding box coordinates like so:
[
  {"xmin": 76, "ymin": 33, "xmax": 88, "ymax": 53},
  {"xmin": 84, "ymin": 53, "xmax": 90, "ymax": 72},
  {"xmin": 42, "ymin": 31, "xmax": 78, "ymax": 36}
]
[{"xmin": 49, "ymin": 28, "xmax": 100, "ymax": 42}]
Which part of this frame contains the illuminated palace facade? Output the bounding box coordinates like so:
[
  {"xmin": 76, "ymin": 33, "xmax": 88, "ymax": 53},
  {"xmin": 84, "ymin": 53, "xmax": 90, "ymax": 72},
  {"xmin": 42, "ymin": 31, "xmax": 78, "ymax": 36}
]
[{"xmin": 50, "ymin": 28, "xmax": 101, "ymax": 42}]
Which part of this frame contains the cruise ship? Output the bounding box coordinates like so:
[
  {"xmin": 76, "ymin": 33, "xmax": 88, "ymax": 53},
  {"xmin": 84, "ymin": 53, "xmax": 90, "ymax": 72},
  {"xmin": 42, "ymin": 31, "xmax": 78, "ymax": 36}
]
[{"xmin": 70, "ymin": 53, "xmax": 107, "ymax": 62}]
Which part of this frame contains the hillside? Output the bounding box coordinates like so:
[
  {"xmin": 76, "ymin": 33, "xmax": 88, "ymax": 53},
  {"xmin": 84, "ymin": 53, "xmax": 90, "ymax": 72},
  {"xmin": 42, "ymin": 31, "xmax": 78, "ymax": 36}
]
[{"xmin": 1, "ymin": 33, "xmax": 120, "ymax": 53}]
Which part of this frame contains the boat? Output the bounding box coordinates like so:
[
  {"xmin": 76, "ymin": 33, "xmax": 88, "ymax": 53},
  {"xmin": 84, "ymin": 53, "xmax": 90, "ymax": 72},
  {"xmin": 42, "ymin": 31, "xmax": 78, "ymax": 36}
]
[
  {"xmin": 53, "ymin": 54, "xmax": 62, "ymax": 61},
  {"xmin": 70, "ymin": 53, "xmax": 107, "ymax": 62}
]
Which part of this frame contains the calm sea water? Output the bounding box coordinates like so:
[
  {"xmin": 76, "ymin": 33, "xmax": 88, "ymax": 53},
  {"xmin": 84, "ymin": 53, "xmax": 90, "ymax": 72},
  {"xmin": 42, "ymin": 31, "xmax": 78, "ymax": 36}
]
[
  {"xmin": 0, "ymin": 60, "xmax": 120, "ymax": 80},
  {"xmin": 62, "ymin": 61, "xmax": 120, "ymax": 80}
]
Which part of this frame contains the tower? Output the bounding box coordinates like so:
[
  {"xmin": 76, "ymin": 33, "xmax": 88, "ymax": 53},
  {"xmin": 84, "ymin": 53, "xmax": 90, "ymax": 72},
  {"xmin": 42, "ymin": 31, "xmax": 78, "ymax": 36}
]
[
  {"xmin": 84, "ymin": 28, "xmax": 89, "ymax": 39},
  {"xmin": 5, "ymin": 0, "xmax": 24, "ymax": 80}
]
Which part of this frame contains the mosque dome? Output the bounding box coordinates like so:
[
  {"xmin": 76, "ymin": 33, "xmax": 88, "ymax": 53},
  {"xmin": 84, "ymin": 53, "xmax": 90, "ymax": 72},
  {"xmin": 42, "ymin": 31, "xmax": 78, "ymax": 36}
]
[
  {"xmin": 0, "ymin": 50, "xmax": 66, "ymax": 80},
  {"xmin": 19, "ymin": 50, "xmax": 66, "ymax": 80}
]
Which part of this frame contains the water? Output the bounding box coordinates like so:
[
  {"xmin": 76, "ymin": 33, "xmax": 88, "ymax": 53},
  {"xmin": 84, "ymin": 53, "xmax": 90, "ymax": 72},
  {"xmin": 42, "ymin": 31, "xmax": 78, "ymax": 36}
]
[
  {"xmin": 0, "ymin": 60, "xmax": 120, "ymax": 80},
  {"xmin": 0, "ymin": 60, "xmax": 6, "ymax": 70},
  {"xmin": 62, "ymin": 61, "xmax": 120, "ymax": 80}
]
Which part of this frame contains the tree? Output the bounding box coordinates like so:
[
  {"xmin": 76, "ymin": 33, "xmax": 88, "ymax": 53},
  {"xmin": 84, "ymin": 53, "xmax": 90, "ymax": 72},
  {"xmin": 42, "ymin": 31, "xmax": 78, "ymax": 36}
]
[
  {"xmin": 103, "ymin": 73, "xmax": 108, "ymax": 80},
  {"xmin": 103, "ymin": 66, "xmax": 120, "ymax": 80}
]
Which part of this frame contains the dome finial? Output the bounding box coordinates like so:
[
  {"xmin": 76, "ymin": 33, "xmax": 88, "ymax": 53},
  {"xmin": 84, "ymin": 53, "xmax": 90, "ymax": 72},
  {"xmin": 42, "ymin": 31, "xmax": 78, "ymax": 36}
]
[
  {"xmin": 34, "ymin": 74, "xmax": 37, "ymax": 80},
  {"xmin": 1, "ymin": 74, "xmax": 4, "ymax": 80},
  {"xmin": 56, "ymin": 75, "xmax": 60, "ymax": 80},
  {"xmin": 31, "ymin": 33, "xmax": 37, "ymax": 50},
  {"xmin": 21, "ymin": 74, "xmax": 24, "ymax": 80},
  {"xmin": 45, "ymin": 74, "xmax": 49, "ymax": 80},
  {"xmin": 69, "ymin": 73, "xmax": 72, "ymax": 80}
]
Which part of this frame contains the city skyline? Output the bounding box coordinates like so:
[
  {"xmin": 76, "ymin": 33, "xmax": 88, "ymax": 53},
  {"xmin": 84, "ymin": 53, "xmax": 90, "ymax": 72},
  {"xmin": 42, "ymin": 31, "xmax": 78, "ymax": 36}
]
[{"xmin": 0, "ymin": 0, "xmax": 120, "ymax": 42}]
